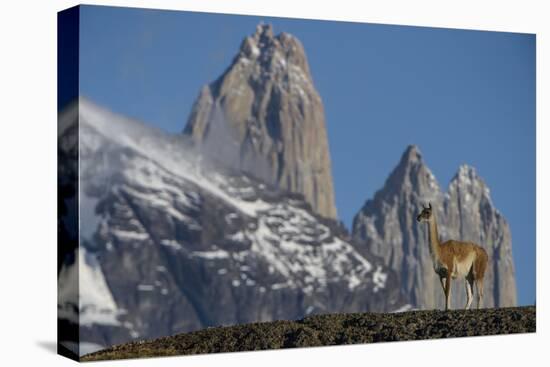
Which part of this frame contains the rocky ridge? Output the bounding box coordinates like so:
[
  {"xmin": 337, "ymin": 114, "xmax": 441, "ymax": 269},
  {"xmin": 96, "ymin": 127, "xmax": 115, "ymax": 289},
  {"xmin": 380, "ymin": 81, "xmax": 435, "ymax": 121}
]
[{"xmin": 82, "ymin": 306, "xmax": 535, "ymax": 361}]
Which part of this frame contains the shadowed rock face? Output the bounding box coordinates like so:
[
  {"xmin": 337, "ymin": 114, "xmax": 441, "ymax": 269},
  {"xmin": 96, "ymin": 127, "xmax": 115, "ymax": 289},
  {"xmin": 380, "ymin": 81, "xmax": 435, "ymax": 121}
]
[
  {"xmin": 184, "ymin": 23, "xmax": 337, "ymax": 220},
  {"xmin": 352, "ymin": 145, "xmax": 517, "ymax": 310}
]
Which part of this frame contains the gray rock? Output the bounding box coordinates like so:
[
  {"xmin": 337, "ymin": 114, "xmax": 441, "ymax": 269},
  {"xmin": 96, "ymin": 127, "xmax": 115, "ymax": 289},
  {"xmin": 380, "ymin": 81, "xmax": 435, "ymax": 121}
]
[
  {"xmin": 184, "ymin": 23, "xmax": 337, "ymax": 219},
  {"xmin": 352, "ymin": 145, "xmax": 517, "ymax": 309}
]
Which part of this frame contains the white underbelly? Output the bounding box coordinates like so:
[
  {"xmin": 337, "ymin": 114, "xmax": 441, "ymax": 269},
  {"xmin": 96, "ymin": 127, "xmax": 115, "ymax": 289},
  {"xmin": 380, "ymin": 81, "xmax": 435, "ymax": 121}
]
[{"xmin": 451, "ymin": 256, "xmax": 474, "ymax": 278}]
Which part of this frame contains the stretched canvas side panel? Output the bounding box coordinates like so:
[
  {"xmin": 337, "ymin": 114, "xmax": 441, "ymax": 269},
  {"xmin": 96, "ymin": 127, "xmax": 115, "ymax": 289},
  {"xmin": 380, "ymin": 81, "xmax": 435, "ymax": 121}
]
[{"xmin": 57, "ymin": 5, "xmax": 80, "ymax": 361}]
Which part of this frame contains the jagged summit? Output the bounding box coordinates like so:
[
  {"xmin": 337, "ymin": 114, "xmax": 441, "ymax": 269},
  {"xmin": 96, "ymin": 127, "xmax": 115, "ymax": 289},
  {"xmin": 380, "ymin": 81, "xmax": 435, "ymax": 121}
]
[
  {"xmin": 447, "ymin": 164, "xmax": 493, "ymax": 206},
  {"xmin": 457, "ymin": 163, "xmax": 476, "ymax": 176},
  {"xmin": 400, "ymin": 144, "xmax": 422, "ymax": 163},
  {"xmin": 184, "ymin": 24, "xmax": 337, "ymax": 219},
  {"xmin": 452, "ymin": 164, "xmax": 481, "ymax": 186},
  {"xmin": 376, "ymin": 145, "xmax": 440, "ymax": 203},
  {"xmin": 255, "ymin": 22, "xmax": 273, "ymax": 37},
  {"xmin": 234, "ymin": 23, "xmax": 310, "ymax": 78},
  {"xmin": 393, "ymin": 145, "xmax": 428, "ymax": 177}
]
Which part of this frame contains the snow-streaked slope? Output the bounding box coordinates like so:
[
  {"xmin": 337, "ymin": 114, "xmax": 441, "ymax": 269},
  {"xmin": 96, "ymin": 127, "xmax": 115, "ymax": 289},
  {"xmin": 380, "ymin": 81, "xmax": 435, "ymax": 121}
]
[
  {"xmin": 67, "ymin": 98, "xmax": 405, "ymax": 349},
  {"xmin": 78, "ymin": 98, "xmax": 383, "ymax": 292},
  {"xmin": 79, "ymin": 97, "xmax": 269, "ymax": 218}
]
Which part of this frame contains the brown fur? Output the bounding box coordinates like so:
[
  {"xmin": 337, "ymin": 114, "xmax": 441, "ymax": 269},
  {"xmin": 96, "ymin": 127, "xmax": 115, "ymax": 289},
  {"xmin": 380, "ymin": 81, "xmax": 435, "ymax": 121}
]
[
  {"xmin": 474, "ymin": 245, "xmax": 489, "ymax": 279},
  {"xmin": 439, "ymin": 240, "xmax": 487, "ymax": 276}
]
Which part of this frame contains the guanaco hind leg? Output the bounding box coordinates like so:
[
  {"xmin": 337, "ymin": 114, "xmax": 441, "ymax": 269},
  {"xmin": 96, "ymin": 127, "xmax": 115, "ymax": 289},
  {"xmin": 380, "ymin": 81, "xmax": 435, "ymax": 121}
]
[
  {"xmin": 465, "ymin": 276, "xmax": 474, "ymax": 310},
  {"xmin": 475, "ymin": 279, "xmax": 484, "ymax": 309}
]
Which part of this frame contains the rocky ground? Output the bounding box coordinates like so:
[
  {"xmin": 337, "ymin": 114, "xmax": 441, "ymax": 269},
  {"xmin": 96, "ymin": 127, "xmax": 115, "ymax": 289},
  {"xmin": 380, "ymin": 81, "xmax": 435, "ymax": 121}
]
[{"xmin": 82, "ymin": 306, "xmax": 535, "ymax": 362}]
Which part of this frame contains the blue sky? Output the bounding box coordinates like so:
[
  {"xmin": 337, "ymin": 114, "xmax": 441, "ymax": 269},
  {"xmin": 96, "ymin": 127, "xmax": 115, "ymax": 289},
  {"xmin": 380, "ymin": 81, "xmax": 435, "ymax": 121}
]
[{"xmin": 79, "ymin": 5, "xmax": 536, "ymax": 305}]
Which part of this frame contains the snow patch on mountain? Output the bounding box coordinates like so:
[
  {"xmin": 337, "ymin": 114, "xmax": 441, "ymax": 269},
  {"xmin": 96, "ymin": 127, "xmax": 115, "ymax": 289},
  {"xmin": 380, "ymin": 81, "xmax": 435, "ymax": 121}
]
[
  {"xmin": 79, "ymin": 248, "xmax": 121, "ymax": 326},
  {"xmin": 58, "ymin": 247, "xmax": 121, "ymax": 327}
]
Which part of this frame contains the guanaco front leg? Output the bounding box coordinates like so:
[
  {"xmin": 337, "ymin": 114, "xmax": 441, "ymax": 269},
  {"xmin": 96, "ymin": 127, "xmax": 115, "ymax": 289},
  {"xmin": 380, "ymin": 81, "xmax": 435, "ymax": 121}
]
[
  {"xmin": 475, "ymin": 279, "xmax": 484, "ymax": 309},
  {"xmin": 444, "ymin": 275, "xmax": 452, "ymax": 310},
  {"xmin": 439, "ymin": 276, "xmax": 446, "ymax": 293}
]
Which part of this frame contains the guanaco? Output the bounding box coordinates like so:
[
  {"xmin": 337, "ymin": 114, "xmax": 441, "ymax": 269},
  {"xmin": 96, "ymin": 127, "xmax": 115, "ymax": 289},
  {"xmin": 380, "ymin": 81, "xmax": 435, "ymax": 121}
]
[{"xmin": 417, "ymin": 203, "xmax": 488, "ymax": 310}]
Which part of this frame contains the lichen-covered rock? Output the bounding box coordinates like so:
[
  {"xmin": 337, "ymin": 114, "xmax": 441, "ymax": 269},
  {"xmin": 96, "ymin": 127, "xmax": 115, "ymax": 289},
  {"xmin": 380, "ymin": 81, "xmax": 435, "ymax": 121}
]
[{"xmin": 82, "ymin": 306, "xmax": 535, "ymax": 361}]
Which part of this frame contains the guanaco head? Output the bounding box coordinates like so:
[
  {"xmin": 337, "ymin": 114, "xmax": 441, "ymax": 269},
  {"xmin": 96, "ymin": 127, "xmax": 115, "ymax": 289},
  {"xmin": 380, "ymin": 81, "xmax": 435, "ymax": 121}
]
[{"xmin": 416, "ymin": 203, "xmax": 433, "ymax": 222}]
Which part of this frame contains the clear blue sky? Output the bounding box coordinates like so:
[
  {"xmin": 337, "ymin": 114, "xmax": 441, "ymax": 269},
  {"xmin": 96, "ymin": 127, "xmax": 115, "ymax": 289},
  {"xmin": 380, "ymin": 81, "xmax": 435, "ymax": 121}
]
[{"xmin": 79, "ymin": 5, "xmax": 536, "ymax": 306}]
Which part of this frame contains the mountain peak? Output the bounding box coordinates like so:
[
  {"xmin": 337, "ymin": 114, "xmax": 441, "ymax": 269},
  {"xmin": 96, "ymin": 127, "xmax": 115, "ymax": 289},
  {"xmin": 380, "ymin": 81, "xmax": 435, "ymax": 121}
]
[
  {"xmin": 450, "ymin": 164, "xmax": 485, "ymax": 189},
  {"xmin": 360, "ymin": 144, "xmax": 440, "ymax": 210},
  {"xmin": 254, "ymin": 22, "xmax": 274, "ymax": 40},
  {"xmin": 391, "ymin": 145, "xmax": 435, "ymax": 185},
  {"xmin": 240, "ymin": 23, "xmax": 275, "ymax": 57},
  {"xmin": 449, "ymin": 164, "xmax": 492, "ymax": 204},
  {"xmin": 184, "ymin": 24, "xmax": 336, "ymax": 219},
  {"xmin": 239, "ymin": 23, "xmax": 279, "ymax": 56},
  {"xmin": 454, "ymin": 164, "xmax": 478, "ymax": 182},
  {"xmin": 400, "ymin": 145, "xmax": 423, "ymax": 165},
  {"xmin": 236, "ymin": 23, "xmax": 310, "ymax": 77}
]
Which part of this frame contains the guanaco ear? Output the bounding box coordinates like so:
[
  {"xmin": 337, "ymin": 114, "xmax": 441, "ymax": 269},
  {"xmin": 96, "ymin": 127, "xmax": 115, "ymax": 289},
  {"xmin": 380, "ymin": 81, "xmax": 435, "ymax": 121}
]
[{"xmin": 428, "ymin": 202, "xmax": 432, "ymax": 210}]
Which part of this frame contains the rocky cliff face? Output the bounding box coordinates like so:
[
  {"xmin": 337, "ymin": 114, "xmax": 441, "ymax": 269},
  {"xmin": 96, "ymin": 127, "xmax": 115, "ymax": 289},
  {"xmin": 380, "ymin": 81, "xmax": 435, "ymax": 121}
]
[
  {"xmin": 57, "ymin": 99, "xmax": 406, "ymax": 354},
  {"xmin": 184, "ymin": 23, "xmax": 337, "ymax": 219},
  {"xmin": 352, "ymin": 145, "xmax": 517, "ymax": 310}
]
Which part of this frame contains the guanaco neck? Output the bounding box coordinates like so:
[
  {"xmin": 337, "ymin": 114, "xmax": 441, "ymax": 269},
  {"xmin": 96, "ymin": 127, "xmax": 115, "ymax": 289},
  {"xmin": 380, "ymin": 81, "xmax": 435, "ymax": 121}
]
[{"xmin": 427, "ymin": 215, "xmax": 442, "ymax": 262}]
